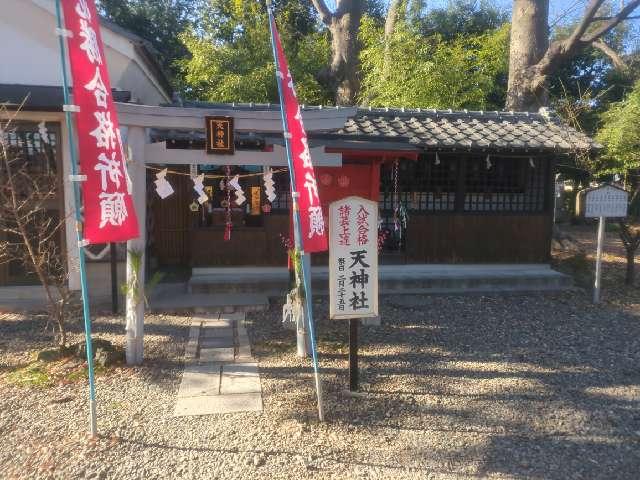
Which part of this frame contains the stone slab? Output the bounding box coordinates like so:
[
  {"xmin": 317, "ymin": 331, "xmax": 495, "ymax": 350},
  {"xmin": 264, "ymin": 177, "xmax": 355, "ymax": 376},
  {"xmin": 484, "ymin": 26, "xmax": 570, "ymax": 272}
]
[
  {"xmin": 237, "ymin": 345, "xmax": 252, "ymax": 359},
  {"xmin": 223, "ymin": 363, "xmax": 258, "ymax": 377},
  {"xmin": 201, "ymin": 327, "xmax": 233, "ymax": 339},
  {"xmin": 202, "ymin": 319, "xmax": 233, "ymax": 328},
  {"xmin": 199, "ymin": 347, "xmax": 234, "ymax": 363},
  {"xmin": 177, "ymin": 364, "xmax": 221, "ymax": 398},
  {"xmin": 174, "ymin": 393, "xmax": 263, "ymax": 416},
  {"xmin": 220, "ymin": 363, "xmax": 261, "ymax": 395},
  {"xmin": 200, "ymin": 337, "xmax": 234, "ymax": 349},
  {"xmin": 220, "ymin": 312, "xmax": 246, "ymax": 323}
]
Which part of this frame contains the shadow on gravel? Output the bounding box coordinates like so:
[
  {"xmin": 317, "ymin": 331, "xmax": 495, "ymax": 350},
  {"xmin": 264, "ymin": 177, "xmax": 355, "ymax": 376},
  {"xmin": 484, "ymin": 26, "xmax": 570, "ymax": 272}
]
[
  {"xmin": 249, "ymin": 292, "xmax": 640, "ymax": 478},
  {"xmin": 477, "ymin": 435, "xmax": 639, "ymax": 480}
]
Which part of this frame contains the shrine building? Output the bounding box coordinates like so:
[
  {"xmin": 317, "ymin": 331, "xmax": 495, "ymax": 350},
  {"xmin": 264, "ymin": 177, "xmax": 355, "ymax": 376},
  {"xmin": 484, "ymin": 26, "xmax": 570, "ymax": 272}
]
[{"xmin": 0, "ymin": 0, "xmax": 599, "ymax": 300}]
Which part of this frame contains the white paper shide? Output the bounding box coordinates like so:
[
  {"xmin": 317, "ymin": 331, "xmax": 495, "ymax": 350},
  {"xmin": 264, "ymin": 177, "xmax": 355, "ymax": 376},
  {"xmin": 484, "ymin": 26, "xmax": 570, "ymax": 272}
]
[{"xmin": 329, "ymin": 196, "xmax": 379, "ymax": 319}]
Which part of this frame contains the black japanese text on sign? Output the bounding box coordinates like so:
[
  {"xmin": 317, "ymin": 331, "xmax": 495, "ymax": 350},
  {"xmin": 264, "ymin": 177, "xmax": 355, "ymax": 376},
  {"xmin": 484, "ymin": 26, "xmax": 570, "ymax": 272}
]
[
  {"xmin": 205, "ymin": 116, "xmax": 235, "ymax": 155},
  {"xmin": 329, "ymin": 196, "xmax": 379, "ymax": 319}
]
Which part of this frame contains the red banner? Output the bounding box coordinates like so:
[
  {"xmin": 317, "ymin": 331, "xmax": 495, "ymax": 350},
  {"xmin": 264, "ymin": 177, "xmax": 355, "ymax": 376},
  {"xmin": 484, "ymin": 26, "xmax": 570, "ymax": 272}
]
[
  {"xmin": 270, "ymin": 16, "xmax": 328, "ymax": 253},
  {"xmin": 62, "ymin": 0, "xmax": 139, "ymax": 244}
]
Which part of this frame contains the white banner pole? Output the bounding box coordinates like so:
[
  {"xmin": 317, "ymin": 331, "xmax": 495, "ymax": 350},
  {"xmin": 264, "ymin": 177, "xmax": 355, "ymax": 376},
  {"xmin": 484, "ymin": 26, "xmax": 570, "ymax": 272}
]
[{"xmin": 593, "ymin": 215, "xmax": 605, "ymax": 303}]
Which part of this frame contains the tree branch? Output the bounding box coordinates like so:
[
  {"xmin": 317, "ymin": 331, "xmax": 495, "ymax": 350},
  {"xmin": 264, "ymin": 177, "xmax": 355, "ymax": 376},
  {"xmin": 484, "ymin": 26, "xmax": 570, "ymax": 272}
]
[
  {"xmin": 593, "ymin": 39, "xmax": 628, "ymax": 69},
  {"xmin": 533, "ymin": 0, "xmax": 639, "ymax": 87},
  {"xmin": 310, "ymin": 0, "xmax": 334, "ymax": 25},
  {"xmin": 582, "ymin": 0, "xmax": 640, "ymax": 43},
  {"xmin": 563, "ymin": 0, "xmax": 605, "ymax": 52},
  {"xmin": 385, "ymin": 0, "xmax": 404, "ymax": 40}
]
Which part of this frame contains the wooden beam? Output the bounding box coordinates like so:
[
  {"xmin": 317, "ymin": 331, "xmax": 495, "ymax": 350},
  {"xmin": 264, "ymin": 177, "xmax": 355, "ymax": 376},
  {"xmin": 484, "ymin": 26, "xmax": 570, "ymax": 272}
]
[
  {"xmin": 116, "ymin": 103, "xmax": 356, "ymax": 132},
  {"xmin": 144, "ymin": 141, "xmax": 342, "ymax": 167}
]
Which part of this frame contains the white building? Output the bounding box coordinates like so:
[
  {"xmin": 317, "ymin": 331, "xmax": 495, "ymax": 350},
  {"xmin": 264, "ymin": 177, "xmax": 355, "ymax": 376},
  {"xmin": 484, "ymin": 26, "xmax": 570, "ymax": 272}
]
[{"xmin": 0, "ymin": 0, "xmax": 172, "ymax": 295}]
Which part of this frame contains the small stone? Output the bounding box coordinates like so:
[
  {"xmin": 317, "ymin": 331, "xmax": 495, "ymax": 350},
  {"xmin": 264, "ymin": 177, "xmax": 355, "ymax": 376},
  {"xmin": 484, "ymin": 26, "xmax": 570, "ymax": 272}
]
[{"xmin": 253, "ymin": 454, "xmax": 265, "ymax": 467}]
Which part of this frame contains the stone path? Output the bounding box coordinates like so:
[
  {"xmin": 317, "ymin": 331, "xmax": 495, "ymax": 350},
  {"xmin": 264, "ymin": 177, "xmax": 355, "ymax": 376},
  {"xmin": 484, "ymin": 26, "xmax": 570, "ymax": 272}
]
[{"xmin": 174, "ymin": 312, "xmax": 263, "ymax": 416}]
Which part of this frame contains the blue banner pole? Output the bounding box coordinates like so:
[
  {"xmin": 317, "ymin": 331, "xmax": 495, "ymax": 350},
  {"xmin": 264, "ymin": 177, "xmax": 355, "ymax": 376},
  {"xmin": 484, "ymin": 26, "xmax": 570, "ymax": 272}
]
[
  {"xmin": 54, "ymin": 0, "xmax": 98, "ymax": 436},
  {"xmin": 267, "ymin": 3, "xmax": 324, "ymax": 421}
]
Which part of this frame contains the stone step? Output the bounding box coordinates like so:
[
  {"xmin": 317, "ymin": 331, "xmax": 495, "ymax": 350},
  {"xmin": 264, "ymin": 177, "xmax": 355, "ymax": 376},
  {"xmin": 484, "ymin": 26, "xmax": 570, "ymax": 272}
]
[
  {"xmin": 188, "ymin": 264, "xmax": 573, "ymax": 296},
  {"xmin": 147, "ymin": 292, "xmax": 269, "ymax": 314}
]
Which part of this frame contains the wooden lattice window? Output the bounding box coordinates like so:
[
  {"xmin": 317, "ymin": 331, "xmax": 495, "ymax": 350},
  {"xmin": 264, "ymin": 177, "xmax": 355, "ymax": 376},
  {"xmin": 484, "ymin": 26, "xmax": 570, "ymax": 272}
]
[
  {"xmin": 380, "ymin": 155, "xmax": 457, "ymax": 213},
  {"xmin": 464, "ymin": 156, "xmax": 546, "ymax": 212}
]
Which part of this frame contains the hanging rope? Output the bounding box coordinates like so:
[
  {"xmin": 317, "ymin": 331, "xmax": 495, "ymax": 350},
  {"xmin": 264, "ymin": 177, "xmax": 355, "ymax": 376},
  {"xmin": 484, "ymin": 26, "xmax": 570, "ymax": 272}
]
[
  {"xmin": 224, "ymin": 165, "xmax": 232, "ymax": 241},
  {"xmin": 145, "ymin": 165, "xmax": 288, "ymax": 180},
  {"xmin": 392, "ymin": 159, "xmax": 400, "ymax": 233}
]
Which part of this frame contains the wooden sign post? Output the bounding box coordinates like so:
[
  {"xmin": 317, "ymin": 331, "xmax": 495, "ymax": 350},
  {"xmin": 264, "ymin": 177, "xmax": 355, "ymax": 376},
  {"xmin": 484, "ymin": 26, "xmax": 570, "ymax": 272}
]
[
  {"xmin": 577, "ymin": 184, "xmax": 629, "ymax": 304},
  {"xmin": 329, "ymin": 197, "xmax": 379, "ymax": 391}
]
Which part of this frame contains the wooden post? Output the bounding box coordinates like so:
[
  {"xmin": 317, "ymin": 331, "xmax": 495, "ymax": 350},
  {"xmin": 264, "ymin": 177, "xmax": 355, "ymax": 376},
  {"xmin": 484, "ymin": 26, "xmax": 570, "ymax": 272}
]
[
  {"xmin": 594, "ymin": 216, "xmax": 605, "ymax": 303},
  {"xmin": 125, "ymin": 126, "xmax": 147, "ymax": 365},
  {"xmin": 349, "ymin": 318, "xmax": 359, "ymax": 391}
]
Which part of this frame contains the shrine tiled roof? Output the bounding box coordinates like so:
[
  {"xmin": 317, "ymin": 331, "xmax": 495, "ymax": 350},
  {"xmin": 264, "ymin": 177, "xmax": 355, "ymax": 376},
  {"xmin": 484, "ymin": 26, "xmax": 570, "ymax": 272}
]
[
  {"xmin": 151, "ymin": 101, "xmax": 600, "ymax": 155},
  {"xmin": 331, "ymin": 108, "xmax": 600, "ymax": 154}
]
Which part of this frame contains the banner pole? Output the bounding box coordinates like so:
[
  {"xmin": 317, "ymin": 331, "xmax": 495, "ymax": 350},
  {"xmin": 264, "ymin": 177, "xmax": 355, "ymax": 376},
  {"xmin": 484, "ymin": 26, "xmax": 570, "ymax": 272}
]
[
  {"xmin": 267, "ymin": 4, "xmax": 324, "ymax": 421},
  {"xmin": 54, "ymin": 0, "xmax": 98, "ymax": 436}
]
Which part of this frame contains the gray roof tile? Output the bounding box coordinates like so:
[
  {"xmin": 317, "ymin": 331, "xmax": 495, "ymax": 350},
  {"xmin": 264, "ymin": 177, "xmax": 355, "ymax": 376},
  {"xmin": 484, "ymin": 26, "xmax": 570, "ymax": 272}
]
[{"xmin": 329, "ymin": 108, "xmax": 599, "ymax": 153}]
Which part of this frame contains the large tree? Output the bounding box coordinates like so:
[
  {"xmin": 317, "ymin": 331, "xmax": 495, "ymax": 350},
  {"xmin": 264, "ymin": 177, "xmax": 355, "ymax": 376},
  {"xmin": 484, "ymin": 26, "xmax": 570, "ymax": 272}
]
[
  {"xmin": 507, "ymin": 0, "xmax": 640, "ymax": 111},
  {"xmin": 310, "ymin": 0, "xmax": 364, "ymax": 105}
]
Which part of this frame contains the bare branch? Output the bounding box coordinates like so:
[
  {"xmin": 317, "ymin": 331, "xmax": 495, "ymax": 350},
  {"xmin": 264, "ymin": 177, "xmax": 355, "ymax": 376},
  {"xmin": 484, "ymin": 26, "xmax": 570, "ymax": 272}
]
[
  {"xmin": 563, "ymin": 0, "xmax": 606, "ymax": 52},
  {"xmin": 533, "ymin": 0, "xmax": 639, "ymax": 87},
  {"xmin": 593, "ymin": 39, "xmax": 629, "ymax": 69},
  {"xmin": 592, "ymin": 15, "xmax": 640, "ymax": 21},
  {"xmin": 310, "ymin": 0, "xmax": 334, "ymax": 25},
  {"xmin": 582, "ymin": 0, "xmax": 640, "ymax": 43}
]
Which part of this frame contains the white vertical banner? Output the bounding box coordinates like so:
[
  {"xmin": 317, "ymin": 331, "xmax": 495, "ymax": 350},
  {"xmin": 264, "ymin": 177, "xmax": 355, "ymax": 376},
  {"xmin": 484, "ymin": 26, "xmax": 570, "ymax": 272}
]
[{"xmin": 329, "ymin": 197, "xmax": 379, "ymax": 319}]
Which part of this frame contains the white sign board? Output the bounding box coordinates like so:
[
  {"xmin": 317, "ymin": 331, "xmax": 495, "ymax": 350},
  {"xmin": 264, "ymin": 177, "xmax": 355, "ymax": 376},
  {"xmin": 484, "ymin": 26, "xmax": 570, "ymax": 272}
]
[
  {"xmin": 585, "ymin": 185, "xmax": 628, "ymax": 218},
  {"xmin": 329, "ymin": 197, "xmax": 379, "ymax": 319}
]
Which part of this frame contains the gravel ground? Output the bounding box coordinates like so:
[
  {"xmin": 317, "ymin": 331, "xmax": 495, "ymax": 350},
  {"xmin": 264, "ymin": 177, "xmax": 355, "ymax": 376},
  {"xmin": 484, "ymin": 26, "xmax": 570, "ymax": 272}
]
[{"xmin": 1, "ymin": 287, "xmax": 639, "ymax": 479}]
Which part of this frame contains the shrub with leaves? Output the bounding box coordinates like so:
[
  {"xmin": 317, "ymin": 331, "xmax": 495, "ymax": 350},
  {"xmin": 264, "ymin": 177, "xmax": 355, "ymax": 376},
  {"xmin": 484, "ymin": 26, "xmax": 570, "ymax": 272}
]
[{"xmin": 358, "ymin": 16, "xmax": 509, "ymax": 109}]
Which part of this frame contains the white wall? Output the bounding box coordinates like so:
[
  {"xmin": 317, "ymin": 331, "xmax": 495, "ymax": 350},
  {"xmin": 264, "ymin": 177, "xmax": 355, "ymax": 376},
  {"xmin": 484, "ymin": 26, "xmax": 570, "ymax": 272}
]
[{"xmin": 0, "ymin": 0, "xmax": 170, "ymax": 105}]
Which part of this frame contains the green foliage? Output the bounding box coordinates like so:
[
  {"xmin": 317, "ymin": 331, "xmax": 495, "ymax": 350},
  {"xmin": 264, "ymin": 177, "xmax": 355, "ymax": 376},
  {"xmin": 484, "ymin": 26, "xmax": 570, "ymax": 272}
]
[
  {"xmin": 7, "ymin": 363, "xmax": 52, "ymax": 388},
  {"xmin": 596, "ymin": 81, "xmax": 640, "ymax": 177},
  {"xmin": 178, "ymin": 0, "xmax": 332, "ymax": 104},
  {"xmin": 98, "ymin": 0, "xmax": 196, "ymax": 82},
  {"xmin": 548, "ymin": 20, "xmax": 638, "ymax": 137},
  {"xmin": 359, "ymin": 16, "xmax": 509, "ymax": 109},
  {"xmin": 121, "ymin": 249, "xmax": 164, "ymax": 307},
  {"xmin": 416, "ymin": 0, "xmax": 508, "ymax": 39}
]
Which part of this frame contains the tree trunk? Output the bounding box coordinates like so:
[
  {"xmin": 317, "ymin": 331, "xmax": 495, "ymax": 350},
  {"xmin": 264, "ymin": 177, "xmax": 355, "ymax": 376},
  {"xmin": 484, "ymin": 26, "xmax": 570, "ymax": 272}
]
[
  {"xmin": 626, "ymin": 248, "xmax": 635, "ymax": 285},
  {"xmin": 327, "ymin": 7, "xmax": 362, "ymax": 105},
  {"xmin": 383, "ymin": 0, "xmax": 403, "ymax": 79},
  {"xmin": 505, "ymin": 0, "xmax": 550, "ymax": 111}
]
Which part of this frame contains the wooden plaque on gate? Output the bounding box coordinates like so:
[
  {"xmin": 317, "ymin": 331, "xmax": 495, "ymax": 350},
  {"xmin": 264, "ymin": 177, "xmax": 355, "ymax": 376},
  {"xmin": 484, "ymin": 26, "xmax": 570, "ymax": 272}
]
[{"xmin": 205, "ymin": 116, "xmax": 235, "ymax": 155}]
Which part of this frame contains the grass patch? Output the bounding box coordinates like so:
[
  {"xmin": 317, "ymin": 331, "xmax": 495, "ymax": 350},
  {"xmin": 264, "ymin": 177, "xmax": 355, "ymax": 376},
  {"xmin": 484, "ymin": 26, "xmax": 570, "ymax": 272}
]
[
  {"xmin": 7, "ymin": 363, "xmax": 53, "ymax": 388},
  {"xmin": 6, "ymin": 357, "xmax": 111, "ymax": 389},
  {"xmin": 63, "ymin": 364, "xmax": 107, "ymax": 382}
]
